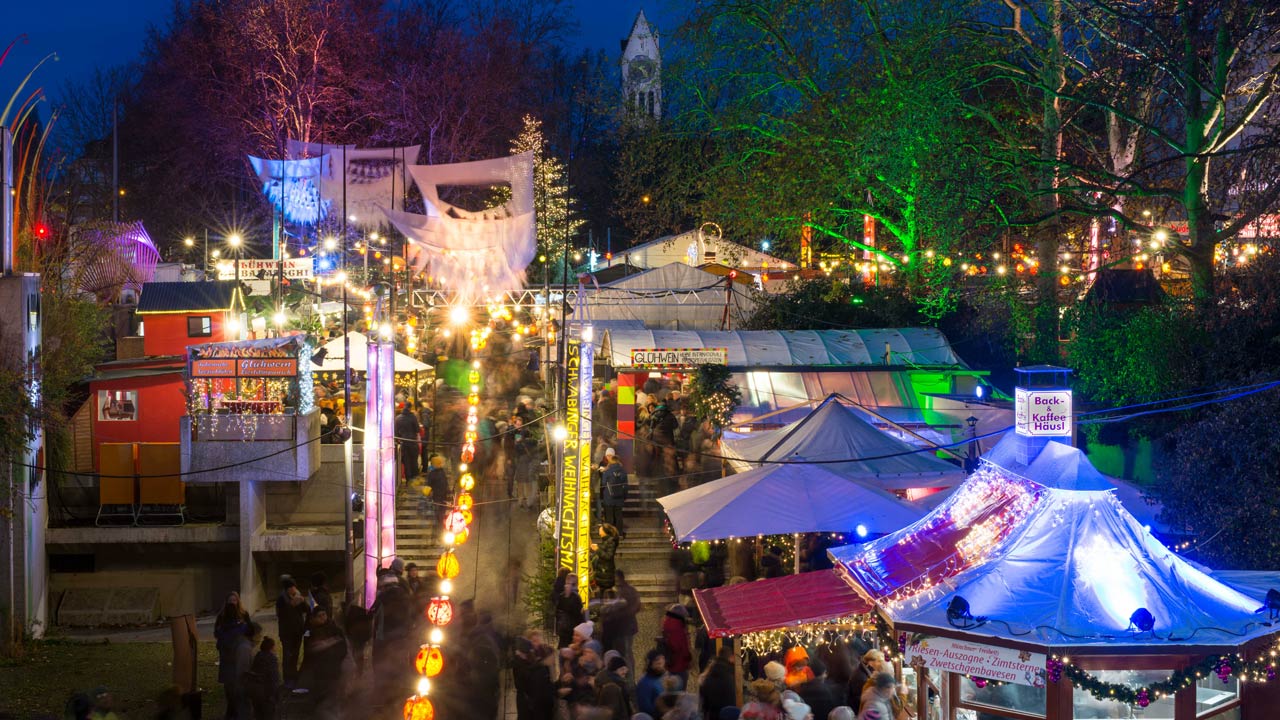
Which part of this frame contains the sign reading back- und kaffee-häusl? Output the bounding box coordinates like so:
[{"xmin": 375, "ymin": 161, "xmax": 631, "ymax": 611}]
[
  {"xmin": 630, "ymin": 348, "xmax": 728, "ymax": 368},
  {"xmin": 1015, "ymin": 387, "xmax": 1072, "ymax": 437}
]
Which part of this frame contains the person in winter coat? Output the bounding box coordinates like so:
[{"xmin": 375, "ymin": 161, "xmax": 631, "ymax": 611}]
[
  {"xmin": 299, "ymin": 606, "xmax": 348, "ymax": 703},
  {"xmin": 554, "ymin": 573, "xmax": 586, "ymax": 648},
  {"xmin": 847, "ymin": 650, "xmax": 885, "ymax": 712},
  {"xmin": 599, "ymin": 450, "xmax": 628, "ymax": 535},
  {"xmin": 698, "ymin": 645, "xmax": 738, "ymax": 719},
  {"xmin": 636, "ymin": 650, "xmax": 668, "ymax": 717},
  {"xmin": 395, "ymin": 404, "xmax": 421, "ymax": 480},
  {"xmin": 512, "ymin": 636, "xmax": 556, "ymax": 720},
  {"xmin": 594, "ymin": 656, "xmax": 633, "ymax": 720},
  {"xmin": 796, "ymin": 658, "xmax": 839, "ymax": 720},
  {"xmin": 857, "ymin": 673, "xmax": 896, "ymax": 720},
  {"xmin": 224, "ymin": 621, "xmax": 259, "ymax": 720},
  {"xmin": 741, "ymin": 678, "xmax": 784, "ymax": 720},
  {"xmin": 275, "ymin": 577, "xmax": 310, "ymax": 686},
  {"xmin": 214, "ymin": 591, "xmax": 251, "ymax": 697},
  {"xmin": 425, "ymin": 455, "xmax": 451, "ymax": 524},
  {"xmin": 591, "ymin": 524, "xmax": 620, "ymax": 592},
  {"xmin": 308, "ymin": 572, "xmax": 333, "ymax": 616},
  {"xmin": 247, "ymin": 636, "xmax": 281, "ymax": 720},
  {"xmin": 661, "ymin": 604, "xmax": 693, "ymax": 682}
]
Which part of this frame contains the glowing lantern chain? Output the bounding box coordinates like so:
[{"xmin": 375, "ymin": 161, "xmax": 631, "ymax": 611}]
[{"xmin": 406, "ymin": 306, "xmax": 496, "ymax": 715}]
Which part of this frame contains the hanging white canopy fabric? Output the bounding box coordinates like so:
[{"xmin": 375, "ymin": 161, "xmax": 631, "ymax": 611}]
[
  {"xmin": 312, "ymin": 332, "xmax": 432, "ymax": 373},
  {"xmin": 658, "ymin": 463, "xmax": 924, "ymax": 541},
  {"xmin": 721, "ymin": 395, "xmax": 965, "ymax": 490},
  {"xmin": 287, "ymin": 140, "xmax": 420, "ymax": 229},
  {"xmin": 381, "ymin": 152, "xmax": 536, "ymax": 298}
]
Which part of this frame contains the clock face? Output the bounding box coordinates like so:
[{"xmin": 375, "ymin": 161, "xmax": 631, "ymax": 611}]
[{"xmin": 628, "ymin": 56, "xmax": 655, "ymax": 83}]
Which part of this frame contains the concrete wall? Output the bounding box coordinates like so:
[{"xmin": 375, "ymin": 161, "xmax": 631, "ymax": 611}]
[
  {"xmin": 265, "ymin": 444, "xmax": 357, "ymax": 526},
  {"xmin": 182, "ymin": 411, "xmax": 322, "ymax": 483},
  {"xmin": 50, "ymin": 548, "xmax": 238, "ymax": 617}
]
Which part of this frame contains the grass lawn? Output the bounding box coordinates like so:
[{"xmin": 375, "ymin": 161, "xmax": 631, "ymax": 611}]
[{"xmin": 0, "ymin": 639, "xmax": 225, "ymax": 719}]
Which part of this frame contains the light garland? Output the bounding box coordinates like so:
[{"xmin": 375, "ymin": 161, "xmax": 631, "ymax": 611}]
[
  {"xmin": 405, "ymin": 302, "xmax": 503, "ymax": 717},
  {"xmin": 738, "ymin": 616, "xmax": 877, "ymax": 655}
]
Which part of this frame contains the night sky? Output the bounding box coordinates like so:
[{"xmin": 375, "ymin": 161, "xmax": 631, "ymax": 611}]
[{"xmin": 0, "ymin": 1, "xmax": 678, "ymax": 120}]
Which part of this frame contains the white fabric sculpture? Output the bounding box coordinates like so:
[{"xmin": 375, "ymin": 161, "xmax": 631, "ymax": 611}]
[
  {"xmin": 247, "ymin": 154, "xmax": 331, "ymax": 225},
  {"xmin": 287, "ymin": 140, "xmax": 420, "ymax": 230},
  {"xmin": 380, "ymin": 151, "xmax": 536, "ymax": 298}
]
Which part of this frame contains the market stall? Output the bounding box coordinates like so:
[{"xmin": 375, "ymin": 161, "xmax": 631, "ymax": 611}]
[{"xmin": 186, "ymin": 336, "xmax": 315, "ymax": 440}]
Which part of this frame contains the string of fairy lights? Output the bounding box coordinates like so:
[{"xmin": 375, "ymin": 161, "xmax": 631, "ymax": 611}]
[{"xmin": 403, "ymin": 307, "xmax": 492, "ymax": 720}]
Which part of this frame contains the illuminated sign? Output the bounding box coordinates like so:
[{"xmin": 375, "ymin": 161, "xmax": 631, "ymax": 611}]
[
  {"xmin": 190, "ymin": 358, "xmax": 236, "ymax": 377},
  {"xmin": 558, "ymin": 335, "xmax": 594, "ymax": 602},
  {"xmin": 1015, "ymin": 388, "xmax": 1072, "ymax": 437},
  {"xmin": 630, "ymin": 347, "xmax": 728, "ymax": 368},
  {"xmin": 904, "ymin": 635, "xmax": 1046, "ymax": 688},
  {"xmin": 237, "ymin": 358, "xmax": 298, "ymax": 377},
  {"xmin": 216, "ymin": 258, "xmax": 315, "ymax": 281}
]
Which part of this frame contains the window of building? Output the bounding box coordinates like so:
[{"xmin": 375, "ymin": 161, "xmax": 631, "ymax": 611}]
[
  {"xmin": 1197, "ymin": 674, "xmax": 1240, "ymax": 718},
  {"xmin": 188, "ymin": 315, "xmax": 213, "ymax": 337},
  {"xmin": 98, "ymin": 390, "xmax": 139, "ymax": 422},
  {"xmin": 956, "ymin": 675, "xmax": 1045, "ymax": 718},
  {"xmin": 648, "ymin": 90, "xmax": 656, "ymax": 117}
]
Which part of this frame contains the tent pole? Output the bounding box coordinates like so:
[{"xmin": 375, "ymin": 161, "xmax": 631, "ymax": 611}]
[{"xmin": 793, "ymin": 533, "xmax": 801, "ymax": 574}]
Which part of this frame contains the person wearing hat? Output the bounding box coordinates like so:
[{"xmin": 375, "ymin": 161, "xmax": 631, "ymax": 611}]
[
  {"xmin": 599, "ymin": 447, "xmax": 629, "ymax": 536},
  {"xmin": 661, "ymin": 603, "xmax": 693, "ymax": 683},
  {"xmin": 742, "ymin": 678, "xmax": 783, "ymax": 719},
  {"xmin": 764, "ymin": 661, "xmax": 787, "ymax": 689},
  {"xmin": 797, "ymin": 658, "xmax": 839, "ymax": 720},
  {"xmin": 636, "ymin": 649, "xmax": 669, "ymax": 717},
  {"xmin": 595, "ymin": 655, "xmax": 634, "ymax": 720}
]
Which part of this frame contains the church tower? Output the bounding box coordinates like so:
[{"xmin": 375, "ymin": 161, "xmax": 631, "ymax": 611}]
[{"xmin": 620, "ymin": 10, "xmax": 661, "ymax": 120}]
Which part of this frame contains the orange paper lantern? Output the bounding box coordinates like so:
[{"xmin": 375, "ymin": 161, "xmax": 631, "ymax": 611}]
[
  {"xmin": 459, "ymin": 473, "xmax": 475, "ymax": 491},
  {"xmin": 436, "ymin": 550, "xmax": 460, "ymax": 580},
  {"xmin": 457, "ymin": 493, "xmax": 473, "ymax": 510},
  {"xmin": 426, "ymin": 596, "xmax": 453, "ymax": 626},
  {"xmin": 453, "ymin": 526, "xmax": 469, "ymax": 545},
  {"xmin": 415, "ymin": 644, "xmax": 445, "ymax": 677},
  {"xmin": 403, "ymin": 695, "xmax": 434, "ymax": 720},
  {"xmin": 459, "ymin": 507, "xmax": 474, "ymax": 525}
]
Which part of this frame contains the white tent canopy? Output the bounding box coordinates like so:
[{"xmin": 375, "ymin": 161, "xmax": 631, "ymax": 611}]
[
  {"xmin": 600, "ymin": 327, "xmax": 968, "ymax": 368},
  {"xmin": 313, "ymin": 332, "xmax": 432, "ymax": 373},
  {"xmin": 576, "ymin": 262, "xmax": 756, "ymax": 330},
  {"xmin": 721, "ymin": 395, "xmax": 965, "ymax": 491},
  {"xmin": 658, "ymin": 463, "xmax": 924, "ymax": 541},
  {"xmin": 831, "ymin": 441, "xmax": 1275, "ymax": 650}
]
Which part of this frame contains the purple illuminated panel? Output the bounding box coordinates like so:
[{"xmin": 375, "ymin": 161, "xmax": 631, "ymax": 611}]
[{"xmin": 363, "ymin": 339, "xmax": 398, "ymax": 606}]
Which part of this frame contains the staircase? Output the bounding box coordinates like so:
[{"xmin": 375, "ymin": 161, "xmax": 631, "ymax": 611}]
[
  {"xmin": 395, "ymin": 489, "xmax": 440, "ymax": 571},
  {"xmin": 615, "ymin": 477, "xmax": 680, "ymax": 619}
]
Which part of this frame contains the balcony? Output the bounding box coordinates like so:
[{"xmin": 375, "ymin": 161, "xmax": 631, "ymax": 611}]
[{"xmin": 180, "ymin": 410, "xmax": 321, "ymax": 483}]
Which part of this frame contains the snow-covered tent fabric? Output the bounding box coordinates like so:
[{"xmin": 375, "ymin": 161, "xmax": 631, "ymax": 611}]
[
  {"xmin": 381, "ymin": 152, "xmax": 536, "ymax": 298},
  {"xmin": 575, "ymin": 262, "xmax": 756, "ymax": 330},
  {"xmin": 830, "ymin": 451, "xmax": 1275, "ymax": 650},
  {"xmin": 600, "ymin": 328, "xmax": 967, "ymax": 368},
  {"xmin": 658, "ymin": 463, "xmax": 924, "ymax": 541},
  {"xmin": 312, "ymin": 332, "xmax": 432, "ymax": 373},
  {"xmin": 721, "ymin": 396, "xmax": 965, "ymax": 490}
]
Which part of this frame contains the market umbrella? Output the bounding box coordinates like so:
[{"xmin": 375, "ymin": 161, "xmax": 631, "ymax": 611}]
[{"xmin": 657, "ymin": 462, "xmax": 924, "ymax": 542}]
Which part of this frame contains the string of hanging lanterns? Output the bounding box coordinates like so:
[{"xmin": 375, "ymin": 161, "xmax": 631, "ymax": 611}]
[{"xmin": 404, "ymin": 302, "xmax": 495, "ymax": 720}]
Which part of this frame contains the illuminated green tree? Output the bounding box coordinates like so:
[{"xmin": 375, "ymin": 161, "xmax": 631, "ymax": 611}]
[{"xmin": 511, "ymin": 114, "xmax": 585, "ymax": 278}]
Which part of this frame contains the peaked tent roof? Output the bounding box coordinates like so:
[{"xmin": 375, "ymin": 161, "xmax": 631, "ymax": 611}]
[
  {"xmin": 694, "ymin": 571, "xmax": 872, "ymax": 638},
  {"xmin": 313, "ymin": 332, "xmax": 432, "ymax": 373},
  {"xmin": 830, "ymin": 444, "xmax": 1276, "ymax": 651},
  {"xmin": 576, "ymin": 262, "xmax": 755, "ymax": 331},
  {"xmin": 983, "ymin": 432, "xmax": 1112, "ymax": 491},
  {"xmin": 658, "ymin": 462, "xmax": 924, "ymax": 541},
  {"xmin": 721, "ymin": 395, "xmax": 965, "ymax": 489}
]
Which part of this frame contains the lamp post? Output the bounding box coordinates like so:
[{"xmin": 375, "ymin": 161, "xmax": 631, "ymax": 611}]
[{"xmin": 966, "ymin": 415, "xmax": 979, "ymax": 473}]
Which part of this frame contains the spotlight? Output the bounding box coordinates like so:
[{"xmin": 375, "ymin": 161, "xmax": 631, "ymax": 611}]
[
  {"xmin": 450, "ymin": 306, "xmax": 469, "ymax": 326},
  {"xmin": 1259, "ymin": 589, "xmax": 1280, "ymax": 621},
  {"xmin": 1129, "ymin": 607, "xmax": 1155, "ymax": 633},
  {"xmin": 946, "ymin": 595, "xmax": 987, "ymax": 628},
  {"xmin": 855, "ymin": 524, "xmax": 869, "ymax": 539}
]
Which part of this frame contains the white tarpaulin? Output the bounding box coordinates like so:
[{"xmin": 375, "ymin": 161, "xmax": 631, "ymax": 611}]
[
  {"xmin": 658, "ymin": 463, "xmax": 923, "ymax": 541},
  {"xmin": 312, "ymin": 332, "xmax": 431, "ymax": 373},
  {"xmin": 600, "ymin": 328, "xmax": 968, "ymax": 368},
  {"xmin": 382, "ymin": 152, "xmax": 536, "ymax": 297},
  {"xmin": 831, "ymin": 442, "xmax": 1275, "ymax": 650},
  {"xmin": 575, "ymin": 262, "xmax": 757, "ymax": 330},
  {"xmin": 721, "ymin": 395, "xmax": 965, "ymax": 490}
]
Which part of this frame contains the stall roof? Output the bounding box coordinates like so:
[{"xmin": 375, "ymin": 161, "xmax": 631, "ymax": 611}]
[
  {"xmin": 575, "ymin": 263, "xmax": 756, "ymax": 331},
  {"xmin": 720, "ymin": 395, "xmax": 965, "ymax": 489},
  {"xmin": 313, "ymin": 332, "xmax": 432, "ymax": 373},
  {"xmin": 830, "ymin": 441, "xmax": 1277, "ymax": 651},
  {"xmin": 189, "ymin": 334, "xmax": 306, "ymax": 356},
  {"xmin": 694, "ymin": 571, "xmax": 872, "ymax": 638},
  {"xmin": 600, "ymin": 328, "xmax": 967, "ymax": 369},
  {"xmin": 137, "ymin": 281, "xmax": 241, "ymax": 313}
]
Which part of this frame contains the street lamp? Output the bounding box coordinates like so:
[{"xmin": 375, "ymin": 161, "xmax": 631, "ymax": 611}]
[
  {"xmin": 965, "ymin": 416, "xmax": 979, "ymax": 472},
  {"xmin": 227, "ymin": 233, "xmax": 244, "ymax": 290}
]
